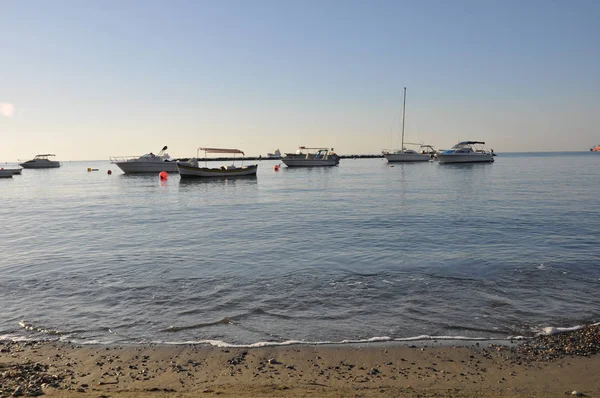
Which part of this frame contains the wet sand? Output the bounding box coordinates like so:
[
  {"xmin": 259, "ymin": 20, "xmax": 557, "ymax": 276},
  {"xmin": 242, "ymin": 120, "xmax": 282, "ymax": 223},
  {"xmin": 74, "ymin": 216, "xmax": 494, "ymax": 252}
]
[{"xmin": 1, "ymin": 325, "xmax": 599, "ymax": 397}]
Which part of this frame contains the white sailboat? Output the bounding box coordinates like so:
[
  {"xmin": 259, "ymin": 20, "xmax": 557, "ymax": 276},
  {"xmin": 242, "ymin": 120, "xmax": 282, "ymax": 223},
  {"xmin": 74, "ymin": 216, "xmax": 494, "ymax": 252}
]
[{"xmin": 382, "ymin": 87, "xmax": 433, "ymax": 163}]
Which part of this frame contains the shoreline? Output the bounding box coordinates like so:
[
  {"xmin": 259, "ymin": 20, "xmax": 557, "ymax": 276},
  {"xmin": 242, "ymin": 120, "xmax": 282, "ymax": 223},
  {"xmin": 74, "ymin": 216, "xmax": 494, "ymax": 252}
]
[{"xmin": 1, "ymin": 325, "xmax": 598, "ymax": 397}]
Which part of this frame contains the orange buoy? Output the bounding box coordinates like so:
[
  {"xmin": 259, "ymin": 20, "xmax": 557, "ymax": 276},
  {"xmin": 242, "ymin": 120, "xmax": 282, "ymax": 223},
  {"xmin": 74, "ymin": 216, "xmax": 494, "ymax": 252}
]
[
  {"xmin": 107, "ymin": 170, "xmax": 112, "ymax": 175},
  {"xmin": 274, "ymin": 165, "xmax": 280, "ymax": 171},
  {"xmin": 159, "ymin": 171, "xmax": 168, "ymax": 180}
]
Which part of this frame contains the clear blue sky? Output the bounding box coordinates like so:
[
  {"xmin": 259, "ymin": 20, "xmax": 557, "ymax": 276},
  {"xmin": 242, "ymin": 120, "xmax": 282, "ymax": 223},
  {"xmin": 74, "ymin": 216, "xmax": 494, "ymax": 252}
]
[{"xmin": 1, "ymin": 0, "xmax": 599, "ymax": 160}]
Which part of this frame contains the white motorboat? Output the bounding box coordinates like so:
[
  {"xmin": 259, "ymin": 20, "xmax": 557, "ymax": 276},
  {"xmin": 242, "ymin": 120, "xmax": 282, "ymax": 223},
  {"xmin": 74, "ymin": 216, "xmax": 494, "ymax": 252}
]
[
  {"xmin": 382, "ymin": 87, "xmax": 434, "ymax": 163},
  {"xmin": 178, "ymin": 147, "xmax": 258, "ymax": 178},
  {"xmin": 19, "ymin": 154, "xmax": 61, "ymax": 169},
  {"xmin": 110, "ymin": 146, "xmax": 183, "ymax": 174},
  {"xmin": 437, "ymin": 141, "xmax": 495, "ymax": 164},
  {"xmin": 281, "ymin": 147, "xmax": 340, "ymax": 167}
]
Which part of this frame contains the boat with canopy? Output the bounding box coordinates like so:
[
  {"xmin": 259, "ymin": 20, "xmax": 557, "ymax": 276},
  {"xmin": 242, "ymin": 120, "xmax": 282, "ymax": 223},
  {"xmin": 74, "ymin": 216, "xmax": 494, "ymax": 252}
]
[
  {"xmin": 177, "ymin": 147, "xmax": 258, "ymax": 178},
  {"xmin": 19, "ymin": 154, "xmax": 61, "ymax": 169}
]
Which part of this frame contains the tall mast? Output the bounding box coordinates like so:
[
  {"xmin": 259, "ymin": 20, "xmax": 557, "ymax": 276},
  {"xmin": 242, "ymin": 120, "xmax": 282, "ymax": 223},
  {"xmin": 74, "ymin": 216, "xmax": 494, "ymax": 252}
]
[{"xmin": 401, "ymin": 87, "xmax": 406, "ymax": 152}]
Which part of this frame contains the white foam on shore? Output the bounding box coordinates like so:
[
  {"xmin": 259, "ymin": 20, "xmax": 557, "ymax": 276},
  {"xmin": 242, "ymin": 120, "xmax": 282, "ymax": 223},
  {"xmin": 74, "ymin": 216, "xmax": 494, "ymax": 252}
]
[
  {"xmin": 6, "ymin": 321, "xmax": 598, "ymax": 347},
  {"xmin": 149, "ymin": 335, "xmax": 503, "ymax": 348},
  {"xmin": 537, "ymin": 325, "xmax": 584, "ymax": 335},
  {"xmin": 536, "ymin": 322, "xmax": 600, "ymax": 336}
]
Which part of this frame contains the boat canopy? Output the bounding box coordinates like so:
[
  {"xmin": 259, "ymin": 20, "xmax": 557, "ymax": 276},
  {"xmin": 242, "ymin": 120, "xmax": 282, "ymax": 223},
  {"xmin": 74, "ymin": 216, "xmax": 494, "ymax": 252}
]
[
  {"xmin": 34, "ymin": 154, "xmax": 56, "ymax": 157},
  {"xmin": 456, "ymin": 141, "xmax": 485, "ymax": 146},
  {"xmin": 298, "ymin": 146, "xmax": 333, "ymax": 151},
  {"xmin": 197, "ymin": 147, "xmax": 245, "ymax": 155}
]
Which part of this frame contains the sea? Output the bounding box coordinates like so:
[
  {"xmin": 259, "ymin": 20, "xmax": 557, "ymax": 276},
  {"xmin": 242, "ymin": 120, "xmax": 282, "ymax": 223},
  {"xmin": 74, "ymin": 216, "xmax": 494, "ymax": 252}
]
[{"xmin": 1, "ymin": 152, "xmax": 599, "ymax": 347}]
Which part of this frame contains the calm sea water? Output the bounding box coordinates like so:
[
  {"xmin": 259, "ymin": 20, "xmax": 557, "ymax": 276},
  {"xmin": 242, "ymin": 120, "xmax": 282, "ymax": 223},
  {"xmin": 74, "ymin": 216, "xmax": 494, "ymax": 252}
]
[{"xmin": 1, "ymin": 153, "xmax": 599, "ymax": 346}]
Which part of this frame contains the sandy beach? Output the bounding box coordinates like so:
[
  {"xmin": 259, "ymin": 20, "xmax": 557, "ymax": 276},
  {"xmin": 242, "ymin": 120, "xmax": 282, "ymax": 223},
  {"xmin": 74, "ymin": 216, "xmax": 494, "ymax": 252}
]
[{"xmin": 1, "ymin": 325, "xmax": 599, "ymax": 397}]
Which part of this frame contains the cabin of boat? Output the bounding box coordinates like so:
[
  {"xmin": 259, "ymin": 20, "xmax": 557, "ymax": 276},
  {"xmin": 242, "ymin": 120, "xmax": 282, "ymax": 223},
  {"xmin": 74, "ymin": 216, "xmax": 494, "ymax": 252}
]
[
  {"xmin": 19, "ymin": 154, "xmax": 61, "ymax": 169},
  {"xmin": 281, "ymin": 147, "xmax": 340, "ymax": 167},
  {"xmin": 178, "ymin": 147, "xmax": 258, "ymax": 178},
  {"xmin": 437, "ymin": 141, "xmax": 494, "ymax": 164},
  {"xmin": 110, "ymin": 146, "xmax": 182, "ymax": 173}
]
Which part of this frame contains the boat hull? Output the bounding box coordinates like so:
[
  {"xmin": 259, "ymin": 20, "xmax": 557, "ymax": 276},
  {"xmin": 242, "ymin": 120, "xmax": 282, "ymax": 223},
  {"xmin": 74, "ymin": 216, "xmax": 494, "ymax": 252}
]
[
  {"xmin": 0, "ymin": 168, "xmax": 22, "ymax": 175},
  {"xmin": 19, "ymin": 161, "xmax": 60, "ymax": 169},
  {"xmin": 178, "ymin": 164, "xmax": 258, "ymax": 178},
  {"xmin": 383, "ymin": 152, "xmax": 431, "ymax": 162},
  {"xmin": 114, "ymin": 161, "xmax": 180, "ymax": 174},
  {"xmin": 0, "ymin": 171, "xmax": 13, "ymax": 178},
  {"xmin": 437, "ymin": 154, "xmax": 494, "ymax": 164},
  {"xmin": 281, "ymin": 158, "xmax": 340, "ymax": 167}
]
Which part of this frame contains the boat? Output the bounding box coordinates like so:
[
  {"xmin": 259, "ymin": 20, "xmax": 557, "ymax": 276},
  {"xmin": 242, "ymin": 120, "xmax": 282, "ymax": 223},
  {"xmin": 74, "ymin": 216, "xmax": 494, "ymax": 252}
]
[
  {"xmin": 0, "ymin": 170, "xmax": 13, "ymax": 178},
  {"xmin": 0, "ymin": 167, "xmax": 22, "ymax": 175},
  {"xmin": 178, "ymin": 147, "xmax": 258, "ymax": 178},
  {"xmin": 19, "ymin": 154, "xmax": 61, "ymax": 169},
  {"xmin": 281, "ymin": 147, "xmax": 340, "ymax": 167},
  {"xmin": 266, "ymin": 149, "xmax": 281, "ymax": 158},
  {"xmin": 591, "ymin": 145, "xmax": 600, "ymax": 152},
  {"xmin": 437, "ymin": 141, "xmax": 495, "ymax": 164},
  {"xmin": 382, "ymin": 87, "xmax": 434, "ymax": 163},
  {"xmin": 384, "ymin": 144, "xmax": 437, "ymax": 162},
  {"xmin": 110, "ymin": 146, "xmax": 182, "ymax": 174}
]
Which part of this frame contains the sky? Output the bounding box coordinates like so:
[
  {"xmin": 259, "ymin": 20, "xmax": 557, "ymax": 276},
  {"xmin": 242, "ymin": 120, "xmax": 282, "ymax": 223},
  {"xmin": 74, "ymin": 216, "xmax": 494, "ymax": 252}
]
[{"xmin": 1, "ymin": 0, "xmax": 599, "ymax": 161}]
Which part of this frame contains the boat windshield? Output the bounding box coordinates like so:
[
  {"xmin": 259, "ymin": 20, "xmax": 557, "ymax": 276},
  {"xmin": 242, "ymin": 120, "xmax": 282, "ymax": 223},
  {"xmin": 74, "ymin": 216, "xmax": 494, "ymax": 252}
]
[{"xmin": 33, "ymin": 154, "xmax": 56, "ymax": 160}]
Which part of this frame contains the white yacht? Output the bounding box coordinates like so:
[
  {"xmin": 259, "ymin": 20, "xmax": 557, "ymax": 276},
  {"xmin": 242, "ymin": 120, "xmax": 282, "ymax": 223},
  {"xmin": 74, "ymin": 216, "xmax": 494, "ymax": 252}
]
[
  {"xmin": 383, "ymin": 87, "xmax": 434, "ymax": 163},
  {"xmin": 437, "ymin": 141, "xmax": 495, "ymax": 164},
  {"xmin": 110, "ymin": 146, "xmax": 183, "ymax": 174},
  {"xmin": 19, "ymin": 154, "xmax": 61, "ymax": 169},
  {"xmin": 281, "ymin": 147, "xmax": 340, "ymax": 167}
]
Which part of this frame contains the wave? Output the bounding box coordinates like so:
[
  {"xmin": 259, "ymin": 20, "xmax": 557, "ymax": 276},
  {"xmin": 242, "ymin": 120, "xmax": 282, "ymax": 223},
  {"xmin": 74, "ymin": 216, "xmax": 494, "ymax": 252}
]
[
  {"xmin": 7, "ymin": 321, "xmax": 599, "ymax": 348},
  {"xmin": 161, "ymin": 317, "xmax": 234, "ymax": 332},
  {"xmin": 535, "ymin": 321, "xmax": 600, "ymax": 336},
  {"xmin": 19, "ymin": 320, "xmax": 66, "ymax": 335}
]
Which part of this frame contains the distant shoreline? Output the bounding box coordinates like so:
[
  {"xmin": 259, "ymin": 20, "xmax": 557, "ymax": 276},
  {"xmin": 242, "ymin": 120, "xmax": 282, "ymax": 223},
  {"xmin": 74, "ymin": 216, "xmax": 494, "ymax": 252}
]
[{"xmin": 4, "ymin": 151, "xmax": 599, "ymax": 164}]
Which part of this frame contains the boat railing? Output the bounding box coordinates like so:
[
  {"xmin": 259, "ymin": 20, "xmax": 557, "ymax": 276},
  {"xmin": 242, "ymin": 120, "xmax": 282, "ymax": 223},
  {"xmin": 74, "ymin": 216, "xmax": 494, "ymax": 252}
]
[
  {"xmin": 111, "ymin": 155, "xmax": 173, "ymax": 163},
  {"xmin": 110, "ymin": 156, "xmax": 143, "ymax": 163}
]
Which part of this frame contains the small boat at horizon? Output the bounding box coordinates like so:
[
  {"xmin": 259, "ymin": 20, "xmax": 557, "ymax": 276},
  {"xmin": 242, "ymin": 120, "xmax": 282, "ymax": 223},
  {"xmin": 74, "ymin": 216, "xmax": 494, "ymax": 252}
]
[
  {"xmin": 266, "ymin": 149, "xmax": 281, "ymax": 158},
  {"xmin": 0, "ymin": 167, "xmax": 22, "ymax": 175},
  {"xmin": 437, "ymin": 141, "xmax": 495, "ymax": 164},
  {"xmin": 281, "ymin": 147, "xmax": 340, "ymax": 167},
  {"xmin": 178, "ymin": 147, "xmax": 258, "ymax": 178},
  {"xmin": 19, "ymin": 154, "xmax": 61, "ymax": 169},
  {"xmin": 110, "ymin": 146, "xmax": 184, "ymax": 174},
  {"xmin": 590, "ymin": 144, "xmax": 600, "ymax": 152}
]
